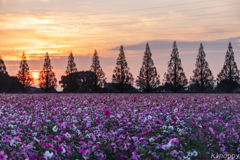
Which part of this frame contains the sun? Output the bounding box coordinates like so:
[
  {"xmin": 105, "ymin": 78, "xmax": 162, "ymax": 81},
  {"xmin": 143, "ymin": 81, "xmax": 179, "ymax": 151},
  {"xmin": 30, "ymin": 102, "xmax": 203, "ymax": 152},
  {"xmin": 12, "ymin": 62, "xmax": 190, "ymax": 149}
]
[{"xmin": 32, "ymin": 72, "xmax": 39, "ymax": 79}]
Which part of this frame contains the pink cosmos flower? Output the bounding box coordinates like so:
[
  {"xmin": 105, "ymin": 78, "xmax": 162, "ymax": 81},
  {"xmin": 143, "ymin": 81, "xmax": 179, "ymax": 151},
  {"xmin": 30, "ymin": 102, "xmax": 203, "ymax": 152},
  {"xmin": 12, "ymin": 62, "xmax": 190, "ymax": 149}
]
[
  {"xmin": 55, "ymin": 146, "xmax": 63, "ymax": 152},
  {"xmin": 225, "ymin": 96, "xmax": 229, "ymax": 101},
  {"xmin": 154, "ymin": 119, "xmax": 163, "ymax": 125},
  {"xmin": 171, "ymin": 150, "xmax": 179, "ymax": 157},
  {"xmin": 64, "ymin": 132, "xmax": 71, "ymax": 139},
  {"xmin": 169, "ymin": 138, "xmax": 179, "ymax": 146},
  {"xmin": 104, "ymin": 106, "xmax": 108, "ymax": 109},
  {"xmin": 78, "ymin": 148, "xmax": 85, "ymax": 154},
  {"xmin": 104, "ymin": 110, "xmax": 110, "ymax": 117},
  {"xmin": 200, "ymin": 155, "xmax": 206, "ymax": 159},
  {"xmin": 209, "ymin": 127, "xmax": 216, "ymax": 134},
  {"xmin": 39, "ymin": 156, "xmax": 46, "ymax": 160},
  {"xmin": 219, "ymin": 133, "xmax": 225, "ymax": 139},
  {"xmin": 213, "ymin": 120, "xmax": 218, "ymax": 124},
  {"xmin": 237, "ymin": 147, "xmax": 240, "ymax": 153},
  {"xmin": 42, "ymin": 143, "xmax": 46, "ymax": 149},
  {"xmin": 0, "ymin": 151, "xmax": 8, "ymax": 160},
  {"xmin": 98, "ymin": 153, "xmax": 104, "ymax": 159}
]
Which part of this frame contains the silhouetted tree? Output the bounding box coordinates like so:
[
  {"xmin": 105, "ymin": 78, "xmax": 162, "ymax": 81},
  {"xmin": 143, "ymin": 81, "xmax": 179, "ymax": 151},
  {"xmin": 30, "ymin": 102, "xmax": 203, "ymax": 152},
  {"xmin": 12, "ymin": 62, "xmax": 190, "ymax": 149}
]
[
  {"xmin": 17, "ymin": 52, "xmax": 34, "ymax": 93},
  {"xmin": 89, "ymin": 50, "xmax": 106, "ymax": 92},
  {"xmin": 217, "ymin": 42, "xmax": 239, "ymax": 92},
  {"xmin": 136, "ymin": 43, "xmax": 160, "ymax": 93},
  {"xmin": 190, "ymin": 43, "xmax": 214, "ymax": 92},
  {"xmin": 215, "ymin": 80, "xmax": 239, "ymax": 92},
  {"xmin": 0, "ymin": 56, "xmax": 11, "ymax": 92},
  {"xmin": 60, "ymin": 51, "xmax": 79, "ymax": 92},
  {"xmin": 66, "ymin": 51, "xmax": 77, "ymax": 74},
  {"xmin": 0, "ymin": 56, "xmax": 7, "ymax": 74},
  {"xmin": 112, "ymin": 46, "xmax": 134, "ymax": 93},
  {"xmin": 39, "ymin": 52, "xmax": 57, "ymax": 93},
  {"xmin": 60, "ymin": 71, "xmax": 96, "ymax": 93},
  {"xmin": 164, "ymin": 41, "xmax": 187, "ymax": 92},
  {"xmin": 7, "ymin": 76, "xmax": 23, "ymax": 93}
]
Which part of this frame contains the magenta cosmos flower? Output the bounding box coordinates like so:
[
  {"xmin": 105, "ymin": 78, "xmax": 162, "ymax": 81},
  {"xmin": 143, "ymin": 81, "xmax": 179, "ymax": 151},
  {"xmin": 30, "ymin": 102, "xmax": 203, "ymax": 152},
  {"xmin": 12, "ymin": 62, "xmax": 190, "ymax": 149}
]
[
  {"xmin": 199, "ymin": 132, "xmax": 204, "ymax": 137},
  {"xmin": 0, "ymin": 151, "xmax": 8, "ymax": 160},
  {"xmin": 95, "ymin": 118, "xmax": 100, "ymax": 123},
  {"xmin": 154, "ymin": 119, "xmax": 163, "ymax": 125},
  {"xmin": 104, "ymin": 110, "xmax": 111, "ymax": 116},
  {"xmin": 202, "ymin": 123, "xmax": 209, "ymax": 129}
]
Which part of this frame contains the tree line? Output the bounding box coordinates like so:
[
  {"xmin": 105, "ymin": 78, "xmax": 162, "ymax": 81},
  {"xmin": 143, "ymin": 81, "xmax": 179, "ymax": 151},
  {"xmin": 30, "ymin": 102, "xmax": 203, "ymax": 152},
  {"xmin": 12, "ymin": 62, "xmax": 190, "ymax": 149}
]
[{"xmin": 0, "ymin": 41, "xmax": 239, "ymax": 93}]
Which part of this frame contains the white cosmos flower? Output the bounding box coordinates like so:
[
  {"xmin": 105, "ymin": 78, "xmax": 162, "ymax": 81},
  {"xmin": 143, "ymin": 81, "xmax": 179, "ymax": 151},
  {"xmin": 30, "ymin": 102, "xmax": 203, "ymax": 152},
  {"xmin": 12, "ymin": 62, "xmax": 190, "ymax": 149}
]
[
  {"xmin": 8, "ymin": 124, "xmax": 14, "ymax": 128},
  {"xmin": 61, "ymin": 146, "xmax": 66, "ymax": 154},
  {"xmin": 192, "ymin": 150, "xmax": 198, "ymax": 156},
  {"xmin": 52, "ymin": 126, "xmax": 58, "ymax": 132},
  {"xmin": 162, "ymin": 125, "xmax": 167, "ymax": 130},
  {"xmin": 73, "ymin": 120, "xmax": 78, "ymax": 123},
  {"xmin": 187, "ymin": 151, "xmax": 193, "ymax": 157},
  {"xmin": 168, "ymin": 125, "xmax": 174, "ymax": 130},
  {"xmin": 34, "ymin": 137, "xmax": 40, "ymax": 143},
  {"xmin": 44, "ymin": 151, "xmax": 54, "ymax": 160},
  {"xmin": 147, "ymin": 115, "xmax": 152, "ymax": 120},
  {"xmin": 149, "ymin": 138, "xmax": 155, "ymax": 142},
  {"xmin": 183, "ymin": 156, "xmax": 190, "ymax": 160},
  {"xmin": 10, "ymin": 139, "xmax": 16, "ymax": 147}
]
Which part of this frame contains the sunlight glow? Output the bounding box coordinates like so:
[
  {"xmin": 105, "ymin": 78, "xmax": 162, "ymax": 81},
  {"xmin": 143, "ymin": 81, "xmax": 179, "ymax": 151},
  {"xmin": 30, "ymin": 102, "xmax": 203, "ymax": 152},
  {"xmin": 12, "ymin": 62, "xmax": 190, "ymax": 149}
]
[{"xmin": 32, "ymin": 72, "xmax": 39, "ymax": 79}]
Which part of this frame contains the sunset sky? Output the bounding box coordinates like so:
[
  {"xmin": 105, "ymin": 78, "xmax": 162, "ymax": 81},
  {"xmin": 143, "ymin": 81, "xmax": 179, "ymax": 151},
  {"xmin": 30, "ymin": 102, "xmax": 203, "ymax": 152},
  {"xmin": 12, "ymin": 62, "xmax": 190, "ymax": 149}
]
[{"xmin": 1, "ymin": 0, "xmax": 240, "ymax": 91}]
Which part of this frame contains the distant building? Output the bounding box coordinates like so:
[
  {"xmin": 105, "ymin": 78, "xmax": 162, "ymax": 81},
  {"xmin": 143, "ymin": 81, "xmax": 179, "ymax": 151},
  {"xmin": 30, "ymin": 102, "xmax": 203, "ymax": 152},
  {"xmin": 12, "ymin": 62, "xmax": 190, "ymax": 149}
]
[
  {"xmin": 25, "ymin": 87, "xmax": 46, "ymax": 93},
  {"xmin": 104, "ymin": 83, "xmax": 139, "ymax": 93},
  {"xmin": 104, "ymin": 83, "xmax": 118, "ymax": 93}
]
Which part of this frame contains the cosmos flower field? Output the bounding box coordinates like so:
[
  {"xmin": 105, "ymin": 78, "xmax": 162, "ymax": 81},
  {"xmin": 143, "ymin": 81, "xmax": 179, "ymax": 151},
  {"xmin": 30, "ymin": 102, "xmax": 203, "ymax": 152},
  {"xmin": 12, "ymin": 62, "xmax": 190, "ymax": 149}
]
[{"xmin": 0, "ymin": 94, "xmax": 240, "ymax": 160}]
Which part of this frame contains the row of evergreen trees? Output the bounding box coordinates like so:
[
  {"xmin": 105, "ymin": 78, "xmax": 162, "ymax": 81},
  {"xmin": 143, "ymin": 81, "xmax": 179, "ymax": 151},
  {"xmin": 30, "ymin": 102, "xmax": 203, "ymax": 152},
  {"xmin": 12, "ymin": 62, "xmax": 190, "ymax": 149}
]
[{"xmin": 0, "ymin": 41, "xmax": 239, "ymax": 93}]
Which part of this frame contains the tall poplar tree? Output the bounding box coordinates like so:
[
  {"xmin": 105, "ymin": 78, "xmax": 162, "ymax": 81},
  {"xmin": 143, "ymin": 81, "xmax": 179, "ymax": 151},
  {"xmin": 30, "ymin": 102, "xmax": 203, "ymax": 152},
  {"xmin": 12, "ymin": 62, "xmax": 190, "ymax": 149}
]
[
  {"xmin": 217, "ymin": 42, "xmax": 239, "ymax": 92},
  {"xmin": 39, "ymin": 52, "xmax": 57, "ymax": 92},
  {"xmin": 191, "ymin": 43, "xmax": 214, "ymax": 92},
  {"xmin": 66, "ymin": 51, "xmax": 77, "ymax": 74},
  {"xmin": 17, "ymin": 52, "xmax": 34, "ymax": 92},
  {"xmin": 89, "ymin": 50, "xmax": 106, "ymax": 92},
  {"xmin": 0, "ymin": 56, "xmax": 11, "ymax": 92},
  {"xmin": 136, "ymin": 43, "xmax": 160, "ymax": 93},
  {"xmin": 60, "ymin": 51, "xmax": 79, "ymax": 92},
  {"xmin": 112, "ymin": 45, "xmax": 134, "ymax": 93},
  {"xmin": 0, "ymin": 56, "xmax": 7, "ymax": 74},
  {"xmin": 164, "ymin": 41, "xmax": 187, "ymax": 92}
]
